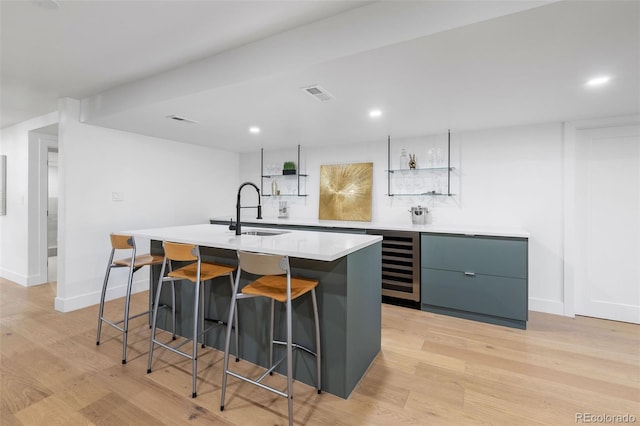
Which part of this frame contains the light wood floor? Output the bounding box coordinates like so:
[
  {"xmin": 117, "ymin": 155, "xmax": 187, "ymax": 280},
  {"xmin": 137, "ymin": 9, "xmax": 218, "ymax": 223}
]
[{"xmin": 1, "ymin": 277, "xmax": 638, "ymax": 425}]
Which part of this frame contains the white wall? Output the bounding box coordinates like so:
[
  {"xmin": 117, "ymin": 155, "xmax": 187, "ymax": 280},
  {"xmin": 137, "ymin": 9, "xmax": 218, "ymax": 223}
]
[
  {"xmin": 0, "ymin": 105, "xmax": 566, "ymax": 315},
  {"xmin": 0, "ymin": 112, "xmax": 58, "ymax": 284},
  {"xmin": 456, "ymin": 124, "xmax": 564, "ymax": 314},
  {"xmin": 53, "ymin": 98, "xmax": 239, "ymax": 312},
  {"xmin": 238, "ymin": 132, "xmax": 462, "ymax": 224},
  {"xmin": 239, "ymin": 122, "xmax": 564, "ymax": 314},
  {"xmin": 0, "ymin": 99, "xmax": 240, "ymax": 312}
]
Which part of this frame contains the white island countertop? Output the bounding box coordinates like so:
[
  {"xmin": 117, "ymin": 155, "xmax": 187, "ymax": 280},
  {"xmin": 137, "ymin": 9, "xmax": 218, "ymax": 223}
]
[{"xmin": 126, "ymin": 223, "xmax": 382, "ymax": 262}]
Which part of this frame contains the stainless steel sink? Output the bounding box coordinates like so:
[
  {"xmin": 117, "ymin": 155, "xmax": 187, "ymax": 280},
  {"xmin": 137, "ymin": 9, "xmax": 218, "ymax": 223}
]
[{"xmin": 241, "ymin": 229, "xmax": 288, "ymax": 236}]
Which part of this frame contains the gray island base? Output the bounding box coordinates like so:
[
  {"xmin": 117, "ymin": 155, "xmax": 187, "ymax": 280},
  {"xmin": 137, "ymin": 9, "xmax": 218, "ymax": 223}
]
[{"xmin": 129, "ymin": 224, "xmax": 382, "ymax": 399}]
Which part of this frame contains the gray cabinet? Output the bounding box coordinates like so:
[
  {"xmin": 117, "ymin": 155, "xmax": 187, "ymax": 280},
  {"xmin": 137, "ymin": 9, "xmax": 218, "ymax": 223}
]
[{"xmin": 421, "ymin": 233, "xmax": 528, "ymax": 329}]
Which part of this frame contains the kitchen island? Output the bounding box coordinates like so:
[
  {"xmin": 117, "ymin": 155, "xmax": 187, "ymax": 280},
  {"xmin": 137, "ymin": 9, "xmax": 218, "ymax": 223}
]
[{"xmin": 126, "ymin": 223, "xmax": 382, "ymax": 399}]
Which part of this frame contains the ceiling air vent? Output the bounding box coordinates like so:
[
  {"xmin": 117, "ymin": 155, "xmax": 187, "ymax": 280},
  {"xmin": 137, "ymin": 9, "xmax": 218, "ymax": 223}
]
[
  {"xmin": 301, "ymin": 85, "xmax": 334, "ymax": 102},
  {"xmin": 166, "ymin": 115, "xmax": 199, "ymax": 124}
]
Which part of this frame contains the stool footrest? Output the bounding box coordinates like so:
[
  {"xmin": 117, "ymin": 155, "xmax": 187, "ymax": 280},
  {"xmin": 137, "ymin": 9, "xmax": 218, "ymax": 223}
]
[
  {"xmin": 150, "ymin": 323, "xmax": 222, "ymax": 356},
  {"xmin": 99, "ymin": 308, "xmax": 152, "ymax": 332},
  {"xmin": 99, "ymin": 317, "xmax": 125, "ymax": 332},
  {"xmin": 256, "ymin": 356, "xmax": 286, "ymax": 382},
  {"xmin": 151, "ymin": 338, "xmax": 197, "ymax": 360},
  {"xmin": 272, "ymin": 340, "xmax": 318, "ymax": 358},
  {"xmin": 228, "ymin": 343, "xmax": 313, "ymax": 395},
  {"xmin": 127, "ymin": 309, "xmax": 152, "ymax": 321},
  {"xmin": 225, "ymin": 370, "xmax": 288, "ymax": 399},
  {"xmin": 203, "ymin": 316, "xmax": 230, "ymax": 326}
]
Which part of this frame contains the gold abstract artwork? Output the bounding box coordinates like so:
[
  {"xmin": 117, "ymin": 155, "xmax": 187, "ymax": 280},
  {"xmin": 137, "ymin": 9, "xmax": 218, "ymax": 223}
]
[{"xmin": 319, "ymin": 162, "xmax": 373, "ymax": 221}]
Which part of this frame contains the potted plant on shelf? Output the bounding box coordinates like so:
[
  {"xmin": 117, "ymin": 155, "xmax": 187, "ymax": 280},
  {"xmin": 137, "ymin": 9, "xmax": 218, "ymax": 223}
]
[{"xmin": 282, "ymin": 161, "xmax": 297, "ymax": 175}]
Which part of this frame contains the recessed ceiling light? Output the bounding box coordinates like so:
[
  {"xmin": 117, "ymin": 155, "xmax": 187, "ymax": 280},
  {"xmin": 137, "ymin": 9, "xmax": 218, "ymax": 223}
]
[
  {"xmin": 249, "ymin": 126, "xmax": 260, "ymax": 134},
  {"xmin": 369, "ymin": 109, "xmax": 382, "ymax": 118},
  {"xmin": 585, "ymin": 76, "xmax": 611, "ymax": 87}
]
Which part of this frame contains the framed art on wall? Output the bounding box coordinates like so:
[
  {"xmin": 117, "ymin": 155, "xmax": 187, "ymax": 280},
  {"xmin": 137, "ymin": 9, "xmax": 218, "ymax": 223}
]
[{"xmin": 318, "ymin": 162, "xmax": 373, "ymax": 221}]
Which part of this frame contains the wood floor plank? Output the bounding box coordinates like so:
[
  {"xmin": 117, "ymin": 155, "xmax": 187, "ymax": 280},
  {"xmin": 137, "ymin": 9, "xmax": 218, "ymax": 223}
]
[
  {"xmin": 1, "ymin": 353, "xmax": 53, "ymax": 415},
  {"xmin": 1, "ymin": 277, "xmax": 638, "ymax": 425},
  {"xmin": 0, "ymin": 410, "xmax": 23, "ymax": 426},
  {"xmin": 79, "ymin": 391, "xmax": 163, "ymax": 425},
  {"xmin": 465, "ymin": 362, "xmax": 640, "ymax": 418},
  {"xmin": 14, "ymin": 397, "xmax": 91, "ymax": 426}
]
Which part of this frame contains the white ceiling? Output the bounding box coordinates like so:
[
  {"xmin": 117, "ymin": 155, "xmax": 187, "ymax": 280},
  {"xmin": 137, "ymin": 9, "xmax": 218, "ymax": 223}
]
[
  {"xmin": 2, "ymin": 1, "xmax": 639, "ymax": 152},
  {"xmin": 1, "ymin": 0, "xmax": 371, "ymax": 127}
]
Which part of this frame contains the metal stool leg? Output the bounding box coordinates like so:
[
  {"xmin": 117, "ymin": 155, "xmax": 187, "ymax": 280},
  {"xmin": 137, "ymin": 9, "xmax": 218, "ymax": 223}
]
[
  {"xmin": 220, "ymin": 272, "xmax": 240, "ymax": 411},
  {"xmin": 286, "ymin": 293, "xmax": 293, "ymax": 426},
  {"xmin": 192, "ymin": 279, "xmax": 201, "ymax": 398},
  {"xmin": 168, "ymin": 261, "xmax": 177, "ymax": 339},
  {"xmin": 269, "ymin": 298, "xmax": 275, "ymax": 373},
  {"xmin": 147, "ymin": 260, "xmax": 167, "ymax": 374},
  {"xmin": 312, "ymin": 288, "xmax": 321, "ymax": 393},
  {"xmin": 200, "ymin": 280, "xmax": 206, "ymax": 349},
  {"xmin": 121, "ymin": 262, "xmax": 136, "ymax": 364},
  {"xmin": 229, "ymin": 273, "xmax": 240, "ymax": 362},
  {"xmin": 171, "ymin": 281, "xmax": 177, "ymax": 339},
  {"xmin": 96, "ymin": 258, "xmax": 114, "ymax": 346}
]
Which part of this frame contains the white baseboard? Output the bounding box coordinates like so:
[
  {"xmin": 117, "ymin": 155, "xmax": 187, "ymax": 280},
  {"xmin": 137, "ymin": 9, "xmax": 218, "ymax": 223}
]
[
  {"xmin": 529, "ymin": 297, "xmax": 566, "ymax": 316},
  {"xmin": 26, "ymin": 272, "xmax": 48, "ymax": 286},
  {"xmin": 54, "ymin": 278, "xmax": 149, "ymax": 313},
  {"xmin": 0, "ymin": 268, "xmax": 49, "ymax": 287},
  {"xmin": 0, "ymin": 268, "xmax": 28, "ymax": 286}
]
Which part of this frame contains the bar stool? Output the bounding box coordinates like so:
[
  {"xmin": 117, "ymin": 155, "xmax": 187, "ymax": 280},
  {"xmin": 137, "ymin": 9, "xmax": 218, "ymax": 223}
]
[
  {"xmin": 147, "ymin": 241, "xmax": 238, "ymax": 398},
  {"xmin": 220, "ymin": 251, "xmax": 321, "ymax": 426},
  {"xmin": 96, "ymin": 233, "xmax": 164, "ymax": 364}
]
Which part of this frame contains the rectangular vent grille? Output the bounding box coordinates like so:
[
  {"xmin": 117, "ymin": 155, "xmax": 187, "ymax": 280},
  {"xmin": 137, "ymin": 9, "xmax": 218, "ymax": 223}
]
[
  {"xmin": 367, "ymin": 230, "xmax": 420, "ymax": 302},
  {"xmin": 301, "ymin": 85, "xmax": 334, "ymax": 102},
  {"xmin": 166, "ymin": 115, "xmax": 199, "ymax": 124}
]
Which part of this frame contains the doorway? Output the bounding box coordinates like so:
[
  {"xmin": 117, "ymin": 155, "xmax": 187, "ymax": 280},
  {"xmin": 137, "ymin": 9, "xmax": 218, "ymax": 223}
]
[
  {"xmin": 31, "ymin": 125, "xmax": 58, "ymax": 287},
  {"xmin": 572, "ymin": 122, "xmax": 639, "ymax": 323},
  {"xmin": 47, "ymin": 148, "xmax": 58, "ymax": 282}
]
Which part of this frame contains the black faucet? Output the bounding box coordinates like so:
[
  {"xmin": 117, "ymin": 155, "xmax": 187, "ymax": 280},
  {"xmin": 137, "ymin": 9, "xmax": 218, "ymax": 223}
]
[{"xmin": 230, "ymin": 182, "xmax": 262, "ymax": 235}]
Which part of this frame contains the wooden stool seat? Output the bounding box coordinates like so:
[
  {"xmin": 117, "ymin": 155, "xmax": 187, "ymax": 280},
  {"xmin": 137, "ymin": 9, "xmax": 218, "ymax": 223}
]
[
  {"xmin": 113, "ymin": 254, "xmax": 164, "ymax": 268},
  {"xmin": 242, "ymin": 275, "xmax": 318, "ymax": 303},
  {"xmin": 168, "ymin": 262, "xmax": 235, "ymax": 283}
]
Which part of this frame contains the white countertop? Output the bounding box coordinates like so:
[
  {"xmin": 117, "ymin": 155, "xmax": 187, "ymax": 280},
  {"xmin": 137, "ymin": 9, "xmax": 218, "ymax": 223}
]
[
  {"xmin": 125, "ymin": 224, "xmax": 382, "ymax": 262},
  {"xmin": 210, "ymin": 217, "xmax": 530, "ymax": 238}
]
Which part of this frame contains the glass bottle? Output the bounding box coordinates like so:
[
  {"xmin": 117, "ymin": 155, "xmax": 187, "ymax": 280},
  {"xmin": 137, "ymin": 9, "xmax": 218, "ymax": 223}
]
[{"xmin": 399, "ymin": 149, "xmax": 409, "ymax": 169}]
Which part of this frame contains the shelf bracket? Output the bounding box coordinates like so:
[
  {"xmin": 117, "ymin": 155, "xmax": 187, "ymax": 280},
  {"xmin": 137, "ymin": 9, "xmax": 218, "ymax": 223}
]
[
  {"xmin": 387, "ymin": 136, "xmax": 391, "ymax": 196},
  {"xmin": 447, "ymin": 129, "xmax": 451, "ymax": 196}
]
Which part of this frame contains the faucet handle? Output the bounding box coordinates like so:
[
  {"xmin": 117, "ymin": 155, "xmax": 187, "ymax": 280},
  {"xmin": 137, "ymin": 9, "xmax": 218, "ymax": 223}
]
[{"xmin": 228, "ymin": 218, "xmax": 236, "ymax": 231}]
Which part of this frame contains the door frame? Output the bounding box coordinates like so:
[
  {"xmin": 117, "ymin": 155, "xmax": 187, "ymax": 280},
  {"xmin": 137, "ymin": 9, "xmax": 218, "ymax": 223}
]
[
  {"xmin": 563, "ymin": 114, "xmax": 640, "ymax": 317},
  {"xmin": 36, "ymin": 133, "xmax": 58, "ymax": 285}
]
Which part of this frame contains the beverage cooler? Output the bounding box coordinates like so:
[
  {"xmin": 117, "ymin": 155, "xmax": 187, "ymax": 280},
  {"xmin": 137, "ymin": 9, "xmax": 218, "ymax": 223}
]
[{"xmin": 366, "ymin": 230, "xmax": 421, "ymax": 303}]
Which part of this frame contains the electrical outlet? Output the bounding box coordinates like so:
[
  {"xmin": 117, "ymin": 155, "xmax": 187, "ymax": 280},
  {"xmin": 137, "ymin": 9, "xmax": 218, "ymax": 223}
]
[{"xmin": 112, "ymin": 192, "xmax": 124, "ymax": 202}]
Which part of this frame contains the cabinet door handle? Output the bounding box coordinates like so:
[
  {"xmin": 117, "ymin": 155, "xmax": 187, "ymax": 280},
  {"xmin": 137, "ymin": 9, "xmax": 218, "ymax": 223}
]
[{"xmin": 464, "ymin": 271, "xmax": 476, "ymax": 277}]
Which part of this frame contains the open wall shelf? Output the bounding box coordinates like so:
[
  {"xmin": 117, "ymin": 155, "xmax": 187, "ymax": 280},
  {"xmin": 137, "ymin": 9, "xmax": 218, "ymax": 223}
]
[
  {"xmin": 386, "ymin": 130, "xmax": 456, "ymax": 197},
  {"xmin": 260, "ymin": 144, "xmax": 308, "ymax": 197}
]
